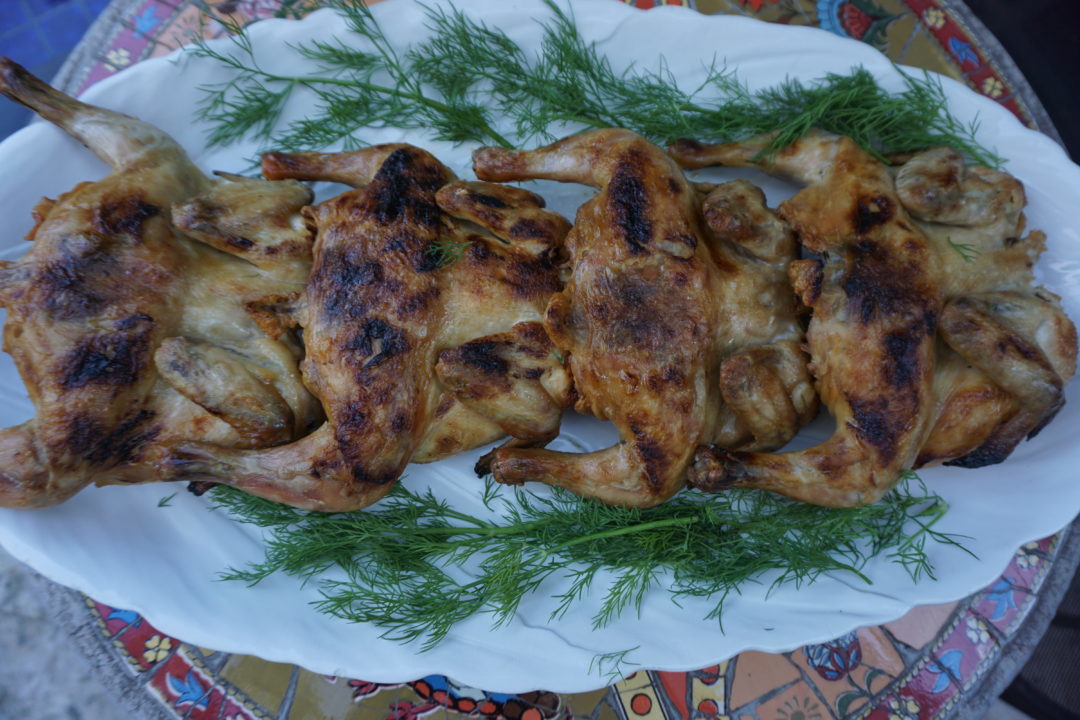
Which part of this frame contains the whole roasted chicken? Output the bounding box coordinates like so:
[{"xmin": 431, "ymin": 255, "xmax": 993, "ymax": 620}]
[
  {"xmin": 673, "ymin": 130, "xmax": 943, "ymax": 507},
  {"xmin": 473, "ymin": 129, "xmax": 814, "ymax": 507},
  {"xmin": 672, "ymin": 131, "xmax": 1076, "ymax": 506},
  {"xmin": 894, "ymin": 148, "xmax": 1077, "ymax": 467},
  {"xmin": 166, "ymin": 144, "xmax": 573, "ymax": 511},
  {"xmin": 0, "ymin": 59, "xmax": 319, "ymax": 509}
]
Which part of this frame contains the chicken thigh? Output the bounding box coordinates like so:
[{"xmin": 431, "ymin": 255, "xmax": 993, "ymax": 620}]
[
  {"xmin": 672, "ymin": 130, "xmax": 943, "ymax": 507},
  {"xmin": 166, "ymin": 145, "xmax": 573, "ymax": 511},
  {"xmin": 0, "ymin": 59, "xmax": 319, "ymax": 508},
  {"xmin": 473, "ymin": 129, "xmax": 813, "ymax": 507},
  {"xmin": 701, "ymin": 179, "xmax": 818, "ymax": 451}
]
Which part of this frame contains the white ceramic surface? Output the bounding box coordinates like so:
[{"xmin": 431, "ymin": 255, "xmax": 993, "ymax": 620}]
[{"xmin": 1, "ymin": 0, "xmax": 1078, "ymax": 694}]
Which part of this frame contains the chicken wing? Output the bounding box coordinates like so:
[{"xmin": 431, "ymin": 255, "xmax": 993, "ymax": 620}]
[
  {"xmin": 473, "ymin": 129, "xmax": 813, "ymax": 507},
  {"xmin": 672, "ymin": 130, "xmax": 943, "ymax": 507},
  {"xmin": 171, "ymin": 171, "xmax": 314, "ymax": 285},
  {"xmin": 165, "ymin": 146, "xmax": 572, "ymax": 511},
  {"xmin": 0, "ymin": 59, "xmax": 320, "ymax": 508}
]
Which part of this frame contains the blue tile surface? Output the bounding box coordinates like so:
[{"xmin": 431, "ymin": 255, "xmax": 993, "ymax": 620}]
[
  {"xmin": 0, "ymin": 1, "xmax": 30, "ymax": 36},
  {"xmin": 85, "ymin": 0, "xmax": 112, "ymax": 14},
  {"xmin": 38, "ymin": 3, "xmax": 93, "ymax": 53},
  {"xmin": 0, "ymin": 0, "xmax": 103, "ymax": 141},
  {"xmin": 0, "ymin": 25, "xmax": 49, "ymax": 71}
]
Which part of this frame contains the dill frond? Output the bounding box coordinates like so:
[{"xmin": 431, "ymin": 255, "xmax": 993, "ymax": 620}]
[
  {"xmin": 425, "ymin": 238, "xmax": 472, "ymax": 268},
  {"xmin": 589, "ymin": 646, "xmax": 641, "ymax": 684},
  {"xmin": 191, "ymin": 1, "xmax": 511, "ymax": 152},
  {"xmin": 946, "ymin": 237, "xmax": 981, "ymax": 263},
  {"xmin": 211, "ymin": 472, "xmax": 970, "ymax": 650},
  {"xmin": 192, "ymin": 1, "xmax": 999, "ymax": 165}
]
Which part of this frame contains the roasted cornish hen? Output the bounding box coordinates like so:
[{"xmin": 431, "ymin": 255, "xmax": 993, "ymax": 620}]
[
  {"xmin": 473, "ymin": 129, "xmax": 814, "ymax": 507},
  {"xmin": 892, "ymin": 148, "xmax": 1077, "ymax": 467},
  {"xmin": 673, "ymin": 132, "xmax": 1076, "ymax": 505},
  {"xmin": 700, "ymin": 179, "xmax": 818, "ymax": 451},
  {"xmin": 673, "ymin": 130, "xmax": 943, "ymax": 507},
  {"xmin": 0, "ymin": 59, "xmax": 320, "ymax": 508},
  {"xmin": 166, "ymin": 145, "xmax": 573, "ymax": 511}
]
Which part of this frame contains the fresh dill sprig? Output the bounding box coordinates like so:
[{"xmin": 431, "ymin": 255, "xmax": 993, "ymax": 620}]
[
  {"xmin": 946, "ymin": 237, "xmax": 981, "ymax": 263},
  {"xmin": 589, "ymin": 646, "xmax": 641, "ymax": 684},
  {"xmin": 192, "ymin": 1, "xmax": 511, "ymax": 152},
  {"xmin": 412, "ymin": 2, "xmax": 999, "ymax": 164},
  {"xmin": 425, "ymin": 238, "xmax": 473, "ymax": 268},
  {"xmin": 192, "ymin": 0, "xmax": 1000, "ymax": 166},
  {"xmin": 158, "ymin": 492, "xmax": 177, "ymax": 508},
  {"xmin": 210, "ymin": 472, "xmax": 969, "ymax": 651}
]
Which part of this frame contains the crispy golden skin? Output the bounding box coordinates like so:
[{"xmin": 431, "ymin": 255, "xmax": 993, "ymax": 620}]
[
  {"xmin": 0, "ymin": 59, "xmax": 320, "ymax": 508},
  {"xmin": 892, "ymin": 148, "xmax": 1077, "ymax": 467},
  {"xmin": 673, "ymin": 131, "xmax": 943, "ymax": 507},
  {"xmin": 473, "ymin": 129, "xmax": 813, "ymax": 507},
  {"xmin": 674, "ymin": 138, "xmax": 1076, "ymax": 495},
  {"xmin": 701, "ymin": 180, "xmax": 817, "ymax": 451},
  {"xmin": 164, "ymin": 145, "xmax": 572, "ymax": 511},
  {"xmin": 172, "ymin": 172, "xmax": 314, "ymax": 285}
]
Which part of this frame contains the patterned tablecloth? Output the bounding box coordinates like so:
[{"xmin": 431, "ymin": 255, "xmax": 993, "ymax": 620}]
[{"xmin": 31, "ymin": 1, "xmax": 1078, "ymax": 719}]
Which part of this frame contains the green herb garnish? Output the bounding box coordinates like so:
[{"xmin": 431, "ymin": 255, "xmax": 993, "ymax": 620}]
[
  {"xmin": 194, "ymin": 2, "xmax": 510, "ymax": 152},
  {"xmin": 158, "ymin": 492, "xmax": 177, "ymax": 508},
  {"xmin": 193, "ymin": 0, "xmax": 1000, "ymax": 166},
  {"xmin": 425, "ymin": 237, "xmax": 473, "ymax": 268},
  {"xmin": 947, "ymin": 237, "xmax": 981, "ymax": 263},
  {"xmin": 211, "ymin": 472, "xmax": 969, "ymax": 650},
  {"xmin": 590, "ymin": 646, "xmax": 641, "ymax": 685}
]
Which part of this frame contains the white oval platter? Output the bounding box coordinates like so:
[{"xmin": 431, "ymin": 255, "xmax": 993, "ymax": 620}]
[{"xmin": 0, "ymin": 0, "xmax": 1078, "ymax": 694}]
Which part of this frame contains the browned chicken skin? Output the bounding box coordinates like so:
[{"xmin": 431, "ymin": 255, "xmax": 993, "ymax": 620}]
[
  {"xmin": 473, "ymin": 129, "xmax": 813, "ymax": 508},
  {"xmin": 165, "ymin": 145, "xmax": 573, "ymax": 511},
  {"xmin": 701, "ymin": 180, "xmax": 818, "ymax": 451},
  {"xmin": 4, "ymin": 51, "xmax": 1065, "ymax": 516},
  {"xmin": 172, "ymin": 171, "xmax": 315, "ymax": 285},
  {"xmin": 673, "ymin": 133, "xmax": 1076, "ymax": 504},
  {"xmin": 892, "ymin": 148, "xmax": 1077, "ymax": 467},
  {"xmin": 0, "ymin": 59, "xmax": 320, "ymax": 509},
  {"xmin": 672, "ymin": 130, "xmax": 943, "ymax": 507}
]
